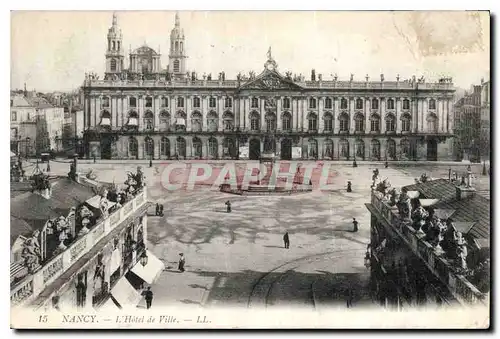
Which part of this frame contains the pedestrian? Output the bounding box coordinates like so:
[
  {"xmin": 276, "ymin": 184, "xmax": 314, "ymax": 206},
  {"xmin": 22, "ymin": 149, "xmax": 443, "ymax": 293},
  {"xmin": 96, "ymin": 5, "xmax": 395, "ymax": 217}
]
[
  {"xmin": 225, "ymin": 200, "xmax": 231, "ymax": 213},
  {"xmin": 347, "ymin": 181, "xmax": 352, "ymax": 193},
  {"xmin": 155, "ymin": 203, "xmax": 159, "ymax": 216},
  {"xmin": 283, "ymin": 232, "xmax": 290, "ymax": 249},
  {"xmin": 93, "ymin": 154, "xmax": 96, "ymax": 163},
  {"xmin": 143, "ymin": 287, "xmax": 153, "ymax": 309},
  {"xmin": 178, "ymin": 253, "xmax": 186, "ymax": 272},
  {"xmin": 159, "ymin": 204, "xmax": 164, "ymax": 217},
  {"xmin": 352, "ymin": 218, "xmax": 359, "ymax": 232},
  {"xmin": 384, "ymin": 161, "xmax": 388, "ymax": 169},
  {"xmin": 346, "ymin": 288, "xmax": 354, "ymax": 308},
  {"xmin": 149, "ymin": 158, "xmax": 153, "ymax": 168}
]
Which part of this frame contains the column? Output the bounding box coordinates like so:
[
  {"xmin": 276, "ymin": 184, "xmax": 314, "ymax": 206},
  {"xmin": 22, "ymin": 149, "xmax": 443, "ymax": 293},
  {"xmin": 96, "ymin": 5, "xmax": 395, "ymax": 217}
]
[
  {"xmin": 364, "ymin": 97, "xmax": 370, "ymax": 133},
  {"xmin": 245, "ymin": 97, "xmax": 251, "ymax": 131},
  {"xmin": 154, "ymin": 136, "xmax": 160, "ymax": 159},
  {"xmin": 137, "ymin": 95, "xmax": 143, "ymax": 131},
  {"xmin": 235, "ymin": 97, "xmax": 240, "ymax": 130},
  {"xmin": 412, "ymin": 98, "xmax": 419, "ymax": 133},
  {"xmin": 218, "ymin": 96, "xmax": 224, "ymax": 132},
  {"xmin": 439, "ymin": 99, "xmax": 444, "ymax": 132},
  {"xmin": 186, "ymin": 95, "xmax": 192, "ymax": 132},
  {"xmin": 421, "ymin": 99, "xmax": 427, "ymax": 132},
  {"xmin": 138, "ymin": 138, "xmax": 144, "ymax": 159},
  {"xmin": 396, "ymin": 98, "xmax": 402, "ymax": 132},
  {"xmin": 95, "ymin": 96, "xmax": 101, "ymax": 128},
  {"xmin": 380, "ymin": 97, "xmax": 386, "ymax": 133},
  {"xmin": 154, "ymin": 96, "xmax": 160, "ymax": 131},
  {"xmin": 349, "ymin": 97, "xmax": 355, "ymax": 134},
  {"xmin": 90, "ymin": 95, "xmax": 96, "ymax": 128},
  {"xmin": 318, "ymin": 97, "xmax": 324, "ymax": 132},
  {"xmin": 202, "ymin": 96, "xmax": 208, "ymax": 131},
  {"xmin": 333, "ymin": 97, "xmax": 338, "ymax": 133},
  {"xmin": 110, "ymin": 97, "xmax": 117, "ymax": 129},
  {"xmin": 172, "ymin": 96, "xmax": 177, "ymax": 129},
  {"xmin": 300, "ymin": 97, "xmax": 306, "ymax": 131},
  {"xmin": 277, "ymin": 96, "xmax": 282, "ymax": 131}
]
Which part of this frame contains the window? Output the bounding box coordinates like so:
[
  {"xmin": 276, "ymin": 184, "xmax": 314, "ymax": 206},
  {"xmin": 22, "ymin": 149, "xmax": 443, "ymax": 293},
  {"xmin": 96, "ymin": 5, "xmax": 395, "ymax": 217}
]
[
  {"xmin": 325, "ymin": 97, "xmax": 333, "ymax": 109},
  {"xmin": 250, "ymin": 113, "xmax": 260, "ymax": 131},
  {"xmin": 117, "ymin": 41, "xmax": 120, "ymax": 51},
  {"xmin": 208, "ymin": 138, "xmax": 218, "ymax": 158},
  {"xmin": 309, "ymin": 98, "xmax": 317, "ymax": 109},
  {"xmin": 145, "ymin": 137, "xmax": 154, "ymax": 157},
  {"xmin": 144, "ymin": 111, "xmax": 154, "ymax": 130},
  {"xmin": 160, "ymin": 137, "xmax": 170, "ymax": 157},
  {"xmin": 324, "ymin": 114, "xmax": 333, "ymax": 132},
  {"xmin": 128, "ymin": 137, "xmax": 138, "ymax": 158},
  {"xmin": 110, "ymin": 59, "xmax": 117, "ymax": 72},
  {"xmin": 371, "ymin": 118, "xmax": 380, "ymax": 132},
  {"xmin": 102, "ymin": 97, "xmax": 110, "ymax": 108},
  {"xmin": 356, "ymin": 98, "xmax": 363, "ymax": 110},
  {"xmin": 371, "ymin": 98, "xmax": 379, "ymax": 110},
  {"xmin": 225, "ymin": 97, "xmax": 232, "ymax": 108},
  {"xmin": 283, "ymin": 97, "xmax": 291, "ymax": 109},
  {"xmin": 251, "ymin": 97, "xmax": 259, "ymax": 108},
  {"xmin": 429, "ymin": 99, "xmax": 436, "ymax": 110},
  {"xmin": 11, "ymin": 111, "xmax": 17, "ymax": 121},
  {"xmin": 223, "ymin": 112, "xmax": 234, "ymax": 131},
  {"xmin": 112, "ymin": 41, "xmax": 116, "ymax": 50},
  {"xmin": 339, "ymin": 114, "xmax": 349, "ymax": 132},
  {"xmin": 207, "ymin": 112, "xmax": 218, "ymax": 132},
  {"xmin": 161, "ymin": 97, "xmax": 168, "ymax": 107},
  {"xmin": 145, "ymin": 97, "xmax": 153, "ymax": 108},
  {"xmin": 177, "ymin": 97, "xmax": 184, "ymax": 107},
  {"xmin": 173, "ymin": 60, "xmax": 180, "ymax": 73},
  {"xmin": 159, "ymin": 112, "xmax": 170, "ymax": 131},
  {"xmin": 427, "ymin": 114, "xmax": 438, "ymax": 133},
  {"xmin": 193, "ymin": 97, "xmax": 201, "ymax": 108},
  {"xmin": 403, "ymin": 99, "xmax": 410, "ymax": 110},
  {"xmin": 209, "ymin": 97, "xmax": 217, "ymax": 108},
  {"xmin": 266, "ymin": 114, "xmax": 276, "ymax": 132},
  {"xmin": 386, "ymin": 114, "xmax": 395, "ymax": 132},
  {"xmin": 308, "ymin": 114, "xmax": 317, "ymax": 131},
  {"xmin": 401, "ymin": 114, "xmax": 411, "ymax": 132},
  {"xmin": 191, "ymin": 112, "xmax": 202, "ymax": 132},
  {"xmin": 387, "ymin": 98, "xmax": 395, "ymax": 110},
  {"xmin": 354, "ymin": 114, "xmax": 365, "ymax": 132},
  {"xmin": 340, "ymin": 98, "xmax": 348, "ymax": 109},
  {"xmin": 129, "ymin": 97, "xmax": 137, "ymax": 107},
  {"xmin": 282, "ymin": 112, "xmax": 291, "ymax": 131}
]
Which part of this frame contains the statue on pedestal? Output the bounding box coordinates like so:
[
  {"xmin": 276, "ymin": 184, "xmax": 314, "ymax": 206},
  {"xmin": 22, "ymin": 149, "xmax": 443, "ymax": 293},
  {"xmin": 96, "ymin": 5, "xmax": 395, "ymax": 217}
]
[{"xmin": 21, "ymin": 230, "xmax": 41, "ymax": 274}]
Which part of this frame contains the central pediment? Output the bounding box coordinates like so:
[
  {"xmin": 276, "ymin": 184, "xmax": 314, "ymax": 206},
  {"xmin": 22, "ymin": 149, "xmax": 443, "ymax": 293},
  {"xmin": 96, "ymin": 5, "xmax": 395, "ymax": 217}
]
[{"xmin": 238, "ymin": 70, "xmax": 303, "ymax": 91}]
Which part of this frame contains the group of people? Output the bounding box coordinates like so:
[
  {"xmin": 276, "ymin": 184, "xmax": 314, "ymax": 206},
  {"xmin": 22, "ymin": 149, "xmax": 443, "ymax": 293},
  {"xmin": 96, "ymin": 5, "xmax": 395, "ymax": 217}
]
[{"xmin": 155, "ymin": 203, "xmax": 164, "ymax": 217}]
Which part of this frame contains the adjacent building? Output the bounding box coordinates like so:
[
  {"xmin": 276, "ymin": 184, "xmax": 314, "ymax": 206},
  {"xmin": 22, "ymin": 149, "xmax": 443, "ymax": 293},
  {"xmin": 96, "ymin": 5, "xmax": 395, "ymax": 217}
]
[
  {"xmin": 365, "ymin": 172, "xmax": 490, "ymax": 309},
  {"xmin": 10, "ymin": 166, "xmax": 164, "ymax": 311},
  {"xmin": 480, "ymin": 79, "xmax": 490, "ymax": 160},
  {"xmin": 83, "ymin": 12, "xmax": 456, "ymax": 161}
]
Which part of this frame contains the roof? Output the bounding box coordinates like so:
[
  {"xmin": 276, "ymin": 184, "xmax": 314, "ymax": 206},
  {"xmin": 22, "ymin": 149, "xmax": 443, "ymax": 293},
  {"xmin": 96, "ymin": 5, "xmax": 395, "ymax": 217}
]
[
  {"xmin": 131, "ymin": 45, "xmax": 159, "ymax": 56},
  {"xmin": 27, "ymin": 96, "xmax": 53, "ymax": 109},
  {"xmin": 11, "ymin": 95, "xmax": 32, "ymax": 107},
  {"xmin": 403, "ymin": 179, "xmax": 491, "ymax": 240},
  {"xmin": 10, "ymin": 178, "xmax": 98, "ymax": 247}
]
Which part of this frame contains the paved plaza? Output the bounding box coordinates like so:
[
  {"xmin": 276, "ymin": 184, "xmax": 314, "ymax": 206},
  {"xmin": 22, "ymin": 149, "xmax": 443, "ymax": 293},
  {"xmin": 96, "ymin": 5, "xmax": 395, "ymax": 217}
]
[{"xmin": 28, "ymin": 159, "xmax": 491, "ymax": 310}]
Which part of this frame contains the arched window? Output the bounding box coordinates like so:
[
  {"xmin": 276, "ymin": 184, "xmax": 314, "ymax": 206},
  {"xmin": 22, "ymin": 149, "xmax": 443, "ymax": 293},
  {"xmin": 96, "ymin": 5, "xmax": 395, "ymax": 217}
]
[
  {"xmin": 266, "ymin": 112, "xmax": 277, "ymax": 132},
  {"xmin": 175, "ymin": 111, "xmax": 186, "ymax": 132},
  {"xmin": 429, "ymin": 99, "xmax": 436, "ymax": 110},
  {"xmin": 354, "ymin": 113, "xmax": 365, "ymax": 132},
  {"xmin": 145, "ymin": 137, "xmax": 154, "ymax": 158},
  {"xmin": 282, "ymin": 112, "xmax": 292, "ymax": 131},
  {"xmin": 387, "ymin": 139, "xmax": 396, "ymax": 159},
  {"xmin": 401, "ymin": 113, "xmax": 411, "ymax": 132},
  {"xmin": 112, "ymin": 41, "xmax": 116, "ymax": 50},
  {"xmin": 427, "ymin": 114, "xmax": 438, "ymax": 133},
  {"xmin": 145, "ymin": 96, "xmax": 153, "ymax": 108},
  {"xmin": 175, "ymin": 41, "xmax": 179, "ymax": 52},
  {"xmin": 283, "ymin": 97, "xmax": 291, "ymax": 109},
  {"xmin": 339, "ymin": 139, "xmax": 349, "ymax": 158},
  {"xmin": 250, "ymin": 112, "xmax": 260, "ymax": 131},
  {"xmin": 160, "ymin": 97, "xmax": 168, "ymax": 107},
  {"xmin": 180, "ymin": 42, "xmax": 183, "ymax": 52},
  {"xmin": 110, "ymin": 59, "xmax": 117, "ymax": 72},
  {"xmin": 340, "ymin": 98, "xmax": 348, "ymax": 109},
  {"xmin": 159, "ymin": 111, "xmax": 170, "ymax": 131},
  {"xmin": 324, "ymin": 113, "xmax": 333, "ymax": 132},
  {"xmin": 207, "ymin": 111, "xmax": 218, "ymax": 132},
  {"xmin": 102, "ymin": 97, "xmax": 110, "ymax": 108},
  {"xmin": 371, "ymin": 139, "xmax": 381, "ymax": 160},
  {"xmin": 385, "ymin": 114, "xmax": 396, "ymax": 132},
  {"xmin": 176, "ymin": 137, "xmax": 186, "ymax": 158},
  {"xmin": 308, "ymin": 113, "xmax": 318, "ymax": 131},
  {"xmin": 324, "ymin": 139, "xmax": 334, "ymax": 159},
  {"xmin": 403, "ymin": 99, "xmax": 410, "ymax": 110},
  {"xmin": 223, "ymin": 112, "xmax": 234, "ymax": 131},
  {"xmin": 356, "ymin": 98, "xmax": 364, "ymax": 110},
  {"xmin": 191, "ymin": 112, "xmax": 202, "ymax": 132},
  {"xmin": 339, "ymin": 113, "xmax": 349, "ymax": 132},
  {"xmin": 173, "ymin": 60, "xmax": 180, "ymax": 73},
  {"xmin": 193, "ymin": 97, "xmax": 201, "ymax": 108},
  {"xmin": 129, "ymin": 97, "xmax": 137, "ymax": 108},
  {"xmin": 355, "ymin": 139, "xmax": 365, "ymax": 158},
  {"xmin": 143, "ymin": 111, "xmax": 154, "ymax": 130},
  {"xmin": 309, "ymin": 98, "xmax": 317, "ymax": 109},
  {"xmin": 387, "ymin": 98, "xmax": 395, "ymax": 110},
  {"xmin": 370, "ymin": 113, "xmax": 380, "ymax": 132},
  {"xmin": 400, "ymin": 138, "xmax": 410, "ymax": 158},
  {"xmin": 371, "ymin": 98, "xmax": 379, "ymax": 110},
  {"xmin": 225, "ymin": 97, "xmax": 232, "ymax": 108},
  {"xmin": 160, "ymin": 137, "xmax": 170, "ymax": 158},
  {"xmin": 308, "ymin": 139, "xmax": 318, "ymax": 158},
  {"xmin": 117, "ymin": 41, "xmax": 120, "ymax": 51},
  {"xmin": 251, "ymin": 97, "xmax": 259, "ymax": 108},
  {"xmin": 192, "ymin": 137, "xmax": 202, "ymax": 158},
  {"xmin": 208, "ymin": 138, "xmax": 218, "ymax": 159},
  {"xmin": 177, "ymin": 97, "xmax": 184, "ymax": 108},
  {"xmin": 209, "ymin": 97, "xmax": 217, "ymax": 108},
  {"xmin": 325, "ymin": 97, "xmax": 333, "ymax": 109},
  {"xmin": 128, "ymin": 137, "xmax": 138, "ymax": 158}
]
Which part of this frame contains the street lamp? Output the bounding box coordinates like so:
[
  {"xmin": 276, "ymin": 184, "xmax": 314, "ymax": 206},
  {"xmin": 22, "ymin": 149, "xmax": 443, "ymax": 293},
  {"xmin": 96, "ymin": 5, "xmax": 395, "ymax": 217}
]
[
  {"xmin": 26, "ymin": 137, "xmax": 31, "ymax": 159},
  {"xmin": 140, "ymin": 252, "xmax": 149, "ymax": 267}
]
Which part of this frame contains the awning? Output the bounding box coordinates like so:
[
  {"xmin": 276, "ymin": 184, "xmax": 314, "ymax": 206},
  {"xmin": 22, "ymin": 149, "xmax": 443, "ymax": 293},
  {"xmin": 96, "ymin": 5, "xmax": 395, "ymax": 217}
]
[
  {"xmin": 130, "ymin": 250, "xmax": 165, "ymax": 284},
  {"xmin": 128, "ymin": 118, "xmax": 138, "ymax": 126},
  {"xmin": 109, "ymin": 249, "xmax": 122, "ymax": 273},
  {"xmin": 176, "ymin": 118, "xmax": 186, "ymax": 125},
  {"xmin": 110, "ymin": 277, "xmax": 143, "ymax": 308},
  {"xmin": 100, "ymin": 118, "xmax": 111, "ymax": 126}
]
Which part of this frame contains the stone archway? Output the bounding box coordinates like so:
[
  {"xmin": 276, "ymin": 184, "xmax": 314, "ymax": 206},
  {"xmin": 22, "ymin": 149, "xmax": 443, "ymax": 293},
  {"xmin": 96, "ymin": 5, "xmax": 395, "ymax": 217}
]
[
  {"xmin": 249, "ymin": 138, "xmax": 261, "ymax": 160},
  {"xmin": 281, "ymin": 138, "xmax": 292, "ymax": 160}
]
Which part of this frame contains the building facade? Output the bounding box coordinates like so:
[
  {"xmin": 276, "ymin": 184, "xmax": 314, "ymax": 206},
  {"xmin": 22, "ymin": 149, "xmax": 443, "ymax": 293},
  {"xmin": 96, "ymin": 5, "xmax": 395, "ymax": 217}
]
[
  {"xmin": 480, "ymin": 79, "xmax": 490, "ymax": 160},
  {"xmin": 11, "ymin": 167, "xmax": 164, "ymax": 311},
  {"xmin": 83, "ymin": 13, "xmax": 456, "ymax": 161},
  {"xmin": 365, "ymin": 174, "xmax": 489, "ymax": 309},
  {"xmin": 453, "ymin": 86, "xmax": 482, "ymax": 162}
]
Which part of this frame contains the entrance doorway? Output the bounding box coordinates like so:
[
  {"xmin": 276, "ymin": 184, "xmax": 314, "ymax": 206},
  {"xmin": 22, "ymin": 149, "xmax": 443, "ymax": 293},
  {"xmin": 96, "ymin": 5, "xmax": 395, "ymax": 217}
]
[
  {"xmin": 281, "ymin": 138, "xmax": 292, "ymax": 160},
  {"xmin": 427, "ymin": 139, "xmax": 438, "ymax": 161},
  {"xmin": 100, "ymin": 135, "xmax": 112, "ymax": 160},
  {"xmin": 249, "ymin": 138, "xmax": 261, "ymax": 160}
]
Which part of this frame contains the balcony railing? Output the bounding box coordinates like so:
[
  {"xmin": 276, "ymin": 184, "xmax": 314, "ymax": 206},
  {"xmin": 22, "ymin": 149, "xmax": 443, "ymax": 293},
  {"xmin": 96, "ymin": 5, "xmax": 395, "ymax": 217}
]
[
  {"xmin": 10, "ymin": 189, "xmax": 148, "ymax": 308},
  {"xmin": 370, "ymin": 191, "xmax": 486, "ymax": 306}
]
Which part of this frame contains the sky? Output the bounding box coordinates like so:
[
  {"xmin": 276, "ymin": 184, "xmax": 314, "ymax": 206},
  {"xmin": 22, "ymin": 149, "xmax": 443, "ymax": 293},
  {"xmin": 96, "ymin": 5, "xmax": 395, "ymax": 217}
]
[{"xmin": 11, "ymin": 11, "xmax": 490, "ymax": 92}]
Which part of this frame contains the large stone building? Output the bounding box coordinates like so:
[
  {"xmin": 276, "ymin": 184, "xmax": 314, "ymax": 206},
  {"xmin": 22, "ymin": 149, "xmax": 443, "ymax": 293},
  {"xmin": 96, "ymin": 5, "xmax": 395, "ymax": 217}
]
[
  {"xmin": 453, "ymin": 85, "xmax": 482, "ymax": 162},
  {"xmin": 480, "ymin": 79, "xmax": 490, "ymax": 160},
  {"xmin": 83, "ymin": 12, "xmax": 456, "ymax": 161}
]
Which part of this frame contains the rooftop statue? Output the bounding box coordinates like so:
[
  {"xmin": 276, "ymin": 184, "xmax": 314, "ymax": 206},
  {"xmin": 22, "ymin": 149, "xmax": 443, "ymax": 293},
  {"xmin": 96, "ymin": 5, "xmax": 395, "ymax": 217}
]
[{"xmin": 21, "ymin": 230, "xmax": 41, "ymax": 274}]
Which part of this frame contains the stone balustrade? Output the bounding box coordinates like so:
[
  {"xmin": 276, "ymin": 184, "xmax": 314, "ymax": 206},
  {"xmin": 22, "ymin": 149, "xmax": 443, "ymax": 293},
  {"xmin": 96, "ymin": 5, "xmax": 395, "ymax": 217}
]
[{"xmin": 10, "ymin": 189, "xmax": 148, "ymax": 308}]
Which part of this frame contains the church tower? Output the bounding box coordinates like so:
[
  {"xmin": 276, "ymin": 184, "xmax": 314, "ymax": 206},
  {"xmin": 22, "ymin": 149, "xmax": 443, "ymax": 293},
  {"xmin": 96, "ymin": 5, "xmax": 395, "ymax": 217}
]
[
  {"xmin": 168, "ymin": 12, "xmax": 187, "ymax": 79},
  {"xmin": 105, "ymin": 12, "xmax": 124, "ymax": 79}
]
